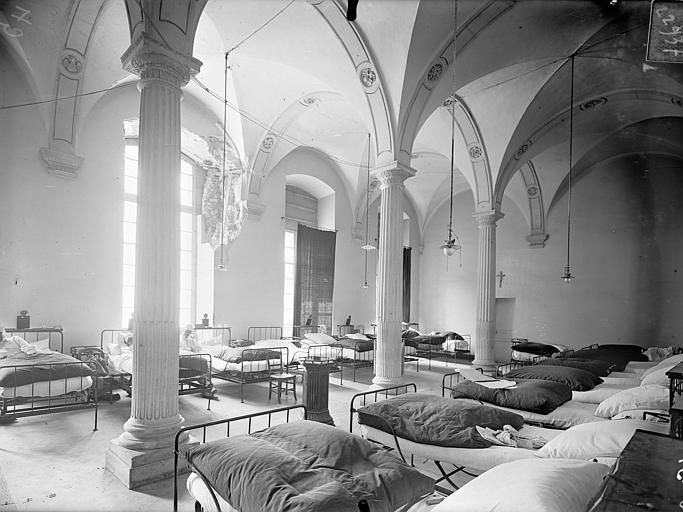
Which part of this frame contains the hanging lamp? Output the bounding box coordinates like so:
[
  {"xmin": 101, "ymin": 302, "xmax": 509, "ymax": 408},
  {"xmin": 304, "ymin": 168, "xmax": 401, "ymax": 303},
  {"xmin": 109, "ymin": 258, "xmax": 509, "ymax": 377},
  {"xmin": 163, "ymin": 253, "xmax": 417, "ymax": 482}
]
[
  {"xmin": 440, "ymin": 0, "xmax": 461, "ymax": 262},
  {"xmin": 362, "ymin": 133, "xmax": 374, "ymax": 288},
  {"xmin": 361, "ymin": 133, "xmax": 376, "ymax": 253},
  {"xmin": 562, "ymin": 54, "xmax": 576, "ymax": 283}
]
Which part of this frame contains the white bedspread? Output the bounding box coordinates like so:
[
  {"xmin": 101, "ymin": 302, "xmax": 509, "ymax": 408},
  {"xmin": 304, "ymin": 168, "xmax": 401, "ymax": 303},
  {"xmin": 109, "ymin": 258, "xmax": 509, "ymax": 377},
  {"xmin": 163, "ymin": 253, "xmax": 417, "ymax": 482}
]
[{"xmin": 359, "ymin": 423, "xmax": 562, "ymax": 474}]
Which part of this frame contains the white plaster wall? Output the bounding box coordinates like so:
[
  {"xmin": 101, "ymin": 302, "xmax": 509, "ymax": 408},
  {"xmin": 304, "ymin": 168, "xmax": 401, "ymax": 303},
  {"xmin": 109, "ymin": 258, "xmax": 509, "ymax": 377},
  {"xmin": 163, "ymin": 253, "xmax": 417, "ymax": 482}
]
[
  {"xmin": 214, "ymin": 148, "xmax": 377, "ymax": 339},
  {"xmin": 420, "ymin": 160, "xmax": 683, "ymax": 361}
]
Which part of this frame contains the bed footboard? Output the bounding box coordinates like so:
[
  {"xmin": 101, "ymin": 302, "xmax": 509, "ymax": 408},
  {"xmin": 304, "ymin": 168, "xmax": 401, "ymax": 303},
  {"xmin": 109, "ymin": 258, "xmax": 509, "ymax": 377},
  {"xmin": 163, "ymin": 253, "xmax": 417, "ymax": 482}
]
[{"xmin": 173, "ymin": 404, "xmax": 307, "ymax": 512}]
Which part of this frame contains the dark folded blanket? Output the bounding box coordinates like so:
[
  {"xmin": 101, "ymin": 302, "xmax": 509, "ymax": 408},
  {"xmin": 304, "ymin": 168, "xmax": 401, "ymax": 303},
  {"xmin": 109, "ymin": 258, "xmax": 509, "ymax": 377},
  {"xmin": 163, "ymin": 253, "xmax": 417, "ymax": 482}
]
[
  {"xmin": 573, "ymin": 348, "xmax": 648, "ymax": 371},
  {"xmin": 511, "ymin": 341, "xmax": 560, "ymax": 356},
  {"xmin": 357, "ymin": 392, "xmax": 524, "ymax": 448},
  {"xmin": 411, "ymin": 334, "xmax": 447, "ymax": 346},
  {"xmin": 0, "ymin": 352, "xmax": 94, "ymax": 387},
  {"xmin": 449, "ymin": 379, "xmax": 572, "ymax": 414},
  {"xmin": 505, "ymin": 365, "xmax": 602, "ymax": 391},
  {"xmin": 537, "ymin": 357, "xmax": 614, "ymax": 377},
  {"xmin": 186, "ymin": 420, "xmax": 434, "ymax": 512},
  {"xmin": 216, "ymin": 347, "xmax": 282, "ymax": 363}
]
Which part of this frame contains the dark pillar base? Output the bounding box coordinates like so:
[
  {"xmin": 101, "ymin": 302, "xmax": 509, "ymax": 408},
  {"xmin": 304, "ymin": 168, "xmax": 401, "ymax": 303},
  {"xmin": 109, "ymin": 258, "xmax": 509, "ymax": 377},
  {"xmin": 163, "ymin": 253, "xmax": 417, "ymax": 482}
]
[{"xmin": 303, "ymin": 360, "xmax": 335, "ymax": 426}]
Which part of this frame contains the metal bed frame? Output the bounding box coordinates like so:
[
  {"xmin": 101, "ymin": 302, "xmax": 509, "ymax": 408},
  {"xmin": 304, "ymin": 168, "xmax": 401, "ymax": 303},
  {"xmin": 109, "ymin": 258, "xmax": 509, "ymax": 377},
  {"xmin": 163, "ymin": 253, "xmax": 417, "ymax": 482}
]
[
  {"xmin": 173, "ymin": 404, "xmax": 307, "ymax": 512},
  {"xmin": 1, "ymin": 327, "xmax": 99, "ymax": 430},
  {"xmin": 414, "ymin": 333, "xmax": 473, "ymax": 370},
  {"xmin": 332, "ymin": 337, "xmax": 375, "ymax": 382},
  {"xmin": 247, "ymin": 326, "xmax": 282, "ymax": 343},
  {"xmin": 211, "ymin": 345, "xmax": 290, "ymax": 403},
  {"xmin": 349, "ymin": 383, "xmax": 467, "ymax": 492},
  {"xmin": 70, "ymin": 327, "xmax": 226, "ymax": 409}
]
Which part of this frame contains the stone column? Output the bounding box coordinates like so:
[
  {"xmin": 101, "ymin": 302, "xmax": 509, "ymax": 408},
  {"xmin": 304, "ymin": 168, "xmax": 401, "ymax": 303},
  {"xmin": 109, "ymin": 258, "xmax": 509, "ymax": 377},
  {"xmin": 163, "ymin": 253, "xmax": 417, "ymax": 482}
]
[
  {"xmin": 473, "ymin": 210, "xmax": 504, "ymax": 370},
  {"xmin": 371, "ymin": 163, "xmax": 415, "ymax": 389},
  {"xmin": 105, "ymin": 34, "xmax": 201, "ymax": 489}
]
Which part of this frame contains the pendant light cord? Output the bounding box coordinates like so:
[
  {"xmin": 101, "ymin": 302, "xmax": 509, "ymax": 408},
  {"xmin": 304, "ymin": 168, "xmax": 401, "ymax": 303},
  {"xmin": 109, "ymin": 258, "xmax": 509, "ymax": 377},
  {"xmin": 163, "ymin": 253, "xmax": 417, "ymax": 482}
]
[
  {"xmin": 363, "ymin": 133, "xmax": 371, "ymax": 286},
  {"xmin": 448, "ymin": 0, "xmax": 457, "ymax": 243},
  {"xmin": 566, "ymin": 54, "xmax": 575, "ymax": 271},
  {"xmin": 219, "ymin": 52, "xmax": 228, "ymax": 267}
]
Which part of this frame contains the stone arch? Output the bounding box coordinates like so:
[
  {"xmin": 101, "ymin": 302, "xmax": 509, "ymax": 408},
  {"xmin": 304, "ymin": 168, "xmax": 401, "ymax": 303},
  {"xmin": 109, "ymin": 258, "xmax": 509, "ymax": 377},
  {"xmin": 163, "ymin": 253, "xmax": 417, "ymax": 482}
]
[
  {"xmin": 39, "ymin": 0, "xmax": 106, "ymax": 179},
  {"xmin": 495, "ymin": 88, "xmax": 683, "ymax": 200},
  {"xmin": 307, "ymin": 0, "xmax": 394, "ymax": 166}
]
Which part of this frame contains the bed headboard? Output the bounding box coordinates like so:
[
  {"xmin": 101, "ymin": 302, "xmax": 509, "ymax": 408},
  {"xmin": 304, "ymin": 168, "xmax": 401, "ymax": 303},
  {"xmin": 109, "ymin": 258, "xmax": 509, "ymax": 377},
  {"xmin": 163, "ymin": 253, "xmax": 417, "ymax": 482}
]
[
  {"xmin": 194, "ymin": 326, "xmax": 232, "ymax": 346},
  {"xmin": 7, "ymin": 327, "xmax": 64, "ymax": 353},
  {"xmin": 292, "ymin": 325, "xmax": 319, "ymax": 338},
  {"xmin": 248, "ymin": 326, "xmax": 282, "ymax": 342},
  {"xmin": 348, "ymin": 383, "xmax": 418, "ymax": 433}
]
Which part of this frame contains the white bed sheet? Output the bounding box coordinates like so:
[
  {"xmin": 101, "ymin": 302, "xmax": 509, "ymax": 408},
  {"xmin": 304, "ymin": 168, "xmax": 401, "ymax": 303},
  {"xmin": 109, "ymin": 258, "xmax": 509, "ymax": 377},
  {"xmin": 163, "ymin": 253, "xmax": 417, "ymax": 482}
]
[
  {"xmin": 359, "ymin": 424, "xmax": 562, "ymax": 474},
  {"xmin": 0, "ymin": 376, "xmax": 93, "ymax": 398},
  {"xmin": 186, "ymin": 472, "xmax": 435, "ymax": 512},
  {"xmin": 600, "ymin": 375, "xmax": 641, "ymax": 386},
  {"xmin": 107, "ymin": 352, "xmax": 133, "ymax": 374},
  {"xmin": 442, "ymin": 339, "xmax": 470, "ymax": 352},
  {"xmin": 456, "ymin": 398, "xmax": 607, "ymax": 429}
]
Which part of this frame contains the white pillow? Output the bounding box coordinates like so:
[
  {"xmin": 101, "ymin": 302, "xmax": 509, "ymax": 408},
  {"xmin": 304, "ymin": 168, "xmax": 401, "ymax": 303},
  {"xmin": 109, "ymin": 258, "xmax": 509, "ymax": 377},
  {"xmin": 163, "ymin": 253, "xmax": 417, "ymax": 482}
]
[
  {"xmin": 595, "ymin": 384, "xmax": 668, "ymax": 418},
  {"xmin": 346, "ymin": 332, "xmax": 370, "ymax": 341},
  {"xmin": 536, "ymin": 419, "xmax": 670, "ymax": 459},
  {"xmin": 640, "ymin": 367, "xmax": 671, "ymax": 387},
  {"xmin": 430, "ymin": 458, "xmax": 610, "ymax": 512},
  {"xmin": 640, "ymin": 353, "xmax": 683, "ymax": 380},
  {"xmin": 304, "ymin": 332, "xmax": 336, "ymax": 345}
]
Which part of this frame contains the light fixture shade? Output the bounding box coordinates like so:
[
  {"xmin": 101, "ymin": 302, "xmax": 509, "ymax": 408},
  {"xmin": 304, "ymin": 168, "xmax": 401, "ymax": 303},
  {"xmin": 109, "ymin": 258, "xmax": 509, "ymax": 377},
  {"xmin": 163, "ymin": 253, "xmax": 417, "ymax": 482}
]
[
  {"xmin": 440, "ymin": 236, "xmax": 461, "ymax": 257},
  {"xmin": 361, "ymin": 243, "xmax": 376, "ymax": 251},
  {"xmin": 562, "ymin": 265, "xmax": 574, "ymax": 282}
]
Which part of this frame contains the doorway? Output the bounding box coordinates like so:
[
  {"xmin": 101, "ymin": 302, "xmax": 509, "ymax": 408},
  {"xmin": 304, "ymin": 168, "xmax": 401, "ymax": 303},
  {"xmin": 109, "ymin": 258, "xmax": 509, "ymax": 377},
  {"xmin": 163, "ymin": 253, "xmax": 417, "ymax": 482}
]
[{"xmin": 494, "ymin": 298, "xmax": 515, "ymax": 361}]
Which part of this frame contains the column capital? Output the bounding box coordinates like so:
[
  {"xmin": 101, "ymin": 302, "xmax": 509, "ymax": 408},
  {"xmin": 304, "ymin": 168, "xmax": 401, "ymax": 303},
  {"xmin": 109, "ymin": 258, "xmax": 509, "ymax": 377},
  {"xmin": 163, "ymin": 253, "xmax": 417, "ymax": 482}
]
[
  {"xmin": 473, "ymin": 210, "xmax": 504, "ymax": 226},
  {"xmin": 121, "ymin": 32, "xmax": 202, "ymax": 88},
  {"xmin": 372, "ymin": 161, "xmax": 416, "ymax": 189}
]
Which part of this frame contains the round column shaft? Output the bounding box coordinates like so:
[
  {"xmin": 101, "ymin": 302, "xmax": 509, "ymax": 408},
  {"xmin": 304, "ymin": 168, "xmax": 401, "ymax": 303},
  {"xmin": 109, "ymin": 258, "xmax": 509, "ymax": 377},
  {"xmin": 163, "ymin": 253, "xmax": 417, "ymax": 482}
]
[
  {"xmin": 473, "ymin": 211, "xmax": 504, "ymax": 369},
  {"xmin": 372, "ymin": 164, "xmax": 415, "ymax": 389}
]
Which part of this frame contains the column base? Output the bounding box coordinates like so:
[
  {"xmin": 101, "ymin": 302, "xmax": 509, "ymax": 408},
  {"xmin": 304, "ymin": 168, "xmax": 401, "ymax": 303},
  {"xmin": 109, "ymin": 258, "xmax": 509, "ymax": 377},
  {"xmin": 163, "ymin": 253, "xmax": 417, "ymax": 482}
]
[
  {"xmin": 307, "ymin": 409, "xmax": 335, "ymax": 425},
  {"xmin": 105, "ymin": 437, "xmax": 198, "ymax": 489},
  {"xmin": 370, "ymin": 375, "xmax": 405, "ymax": 391}
]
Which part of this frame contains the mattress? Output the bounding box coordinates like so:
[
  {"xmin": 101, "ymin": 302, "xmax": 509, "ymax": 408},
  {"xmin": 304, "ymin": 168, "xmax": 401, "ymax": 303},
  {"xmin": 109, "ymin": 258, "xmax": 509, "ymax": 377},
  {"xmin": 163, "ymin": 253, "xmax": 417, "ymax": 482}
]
[
  {"xmin": 340, "ymin": 348, "xmax": 374, "ymax": 361},
  {"xmin": 254, "ymin": 339, "xmax": 309, "ymax": 364},
  {"xmin": 456, "ymin": 398, "xmax": 606, "ymax": 429},
  {"xmin": 360, "ymin": 423, "xmax": 562, "ymax": 474},
  {"xmin": 0, "ymin": 376, "xmax": 93, "ymax": 398},
  {"xmin": 186, "ymin": 473, "xmax": 439, "ymax": 512}
]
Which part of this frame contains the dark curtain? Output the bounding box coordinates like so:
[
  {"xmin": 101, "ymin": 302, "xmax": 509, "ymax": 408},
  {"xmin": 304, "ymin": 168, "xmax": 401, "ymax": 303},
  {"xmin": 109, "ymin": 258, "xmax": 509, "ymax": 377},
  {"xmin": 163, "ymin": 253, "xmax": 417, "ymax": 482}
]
[
  {"xmin": 293, "ymin": 224, "xmax": 336, "ymax": 334},
  {"xmin": 403, "ymin": 247, "xmax": 411, "ymax": 322}
]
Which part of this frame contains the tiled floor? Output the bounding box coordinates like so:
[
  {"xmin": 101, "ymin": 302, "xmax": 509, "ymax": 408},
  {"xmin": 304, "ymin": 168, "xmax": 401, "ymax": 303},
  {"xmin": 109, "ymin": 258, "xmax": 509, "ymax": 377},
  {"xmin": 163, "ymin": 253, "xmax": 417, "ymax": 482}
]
[{"xmin": 0, "ymin": 358, "xmax": 472, "ymax": 512}]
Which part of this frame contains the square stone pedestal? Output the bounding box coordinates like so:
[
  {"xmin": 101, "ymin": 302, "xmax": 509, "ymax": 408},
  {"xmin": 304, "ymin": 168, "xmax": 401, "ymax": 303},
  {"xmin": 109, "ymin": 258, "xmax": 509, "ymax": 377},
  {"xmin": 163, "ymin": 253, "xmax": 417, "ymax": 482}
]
[{"xmin": 105, "ymin": 437, "xmax": 198, "ymax": 489}]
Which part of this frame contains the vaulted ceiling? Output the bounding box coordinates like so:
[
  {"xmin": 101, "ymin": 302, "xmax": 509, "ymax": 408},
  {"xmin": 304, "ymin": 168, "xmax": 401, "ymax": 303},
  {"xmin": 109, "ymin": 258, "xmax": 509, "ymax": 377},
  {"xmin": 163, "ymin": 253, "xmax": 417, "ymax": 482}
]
[{"xmin": 2, "ymin": 0, "xmax": 682, "ymax": 243}]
